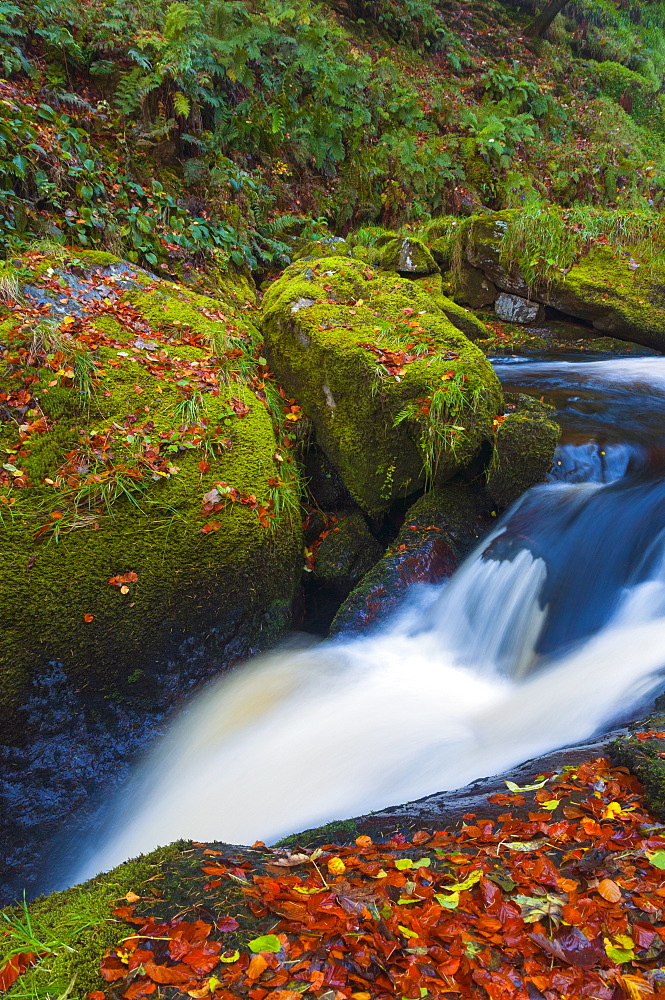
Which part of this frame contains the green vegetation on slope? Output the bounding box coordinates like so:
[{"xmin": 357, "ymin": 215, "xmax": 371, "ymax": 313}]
[{"xmin": 3, "ymin": 0, "xmax": 665, "ymax": 271}]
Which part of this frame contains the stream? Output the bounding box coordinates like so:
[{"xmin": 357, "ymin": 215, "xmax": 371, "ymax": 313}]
[{"xmin": 65, "ymin": 355, "xmax": 665, "ymax": 883}]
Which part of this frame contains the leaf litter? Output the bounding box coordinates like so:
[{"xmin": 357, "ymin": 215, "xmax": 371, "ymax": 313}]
[{"xmin": 15, "ymin": 754, "xmax": 663, "ymax": 1000}]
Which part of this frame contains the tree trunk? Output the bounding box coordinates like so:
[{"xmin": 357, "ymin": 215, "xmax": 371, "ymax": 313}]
[{"xmin": 524, "ymin": 0, "xmax": 571, "ymax": 38}]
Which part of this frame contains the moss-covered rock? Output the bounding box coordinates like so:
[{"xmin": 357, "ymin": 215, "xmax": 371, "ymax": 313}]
[
  {"xmin": 486, "ymin": 393, "xmax": 560, "ymax": 508},
  {"xmin": 611, "ymin": 711, "xmax": 665, "ymax": 822},
  {"xmin": 293, "ymin": 237, "xmax": 352, "ymax": 262},
  {"xmin": 380, "ymin": 237, "xmax": 438, "ymax": 275},
  {"xmin": 463, "ymin": 210, "xmax": 665, "ymax": 352},
  {"xmin": 415, "ymin": 275, "xmax": 489, "ymax": 340},
  {"xmin": 2, "ymin": 844, "xmax": 185, "ymax": 997},
  {"xmin": 0, "ymin": 250, "xmax": 302, "ymax": 745},
  {"xmin": 331, "ymin": 482, "xmax": 491, "ymax": 634},
  {"xmin": 454, "ymin": 264, "xmax": 497, "ymax": 309},
  {"xmin": 463, "ymin": 211, "xmax": 530, "ymax": 297},
  {"xmin": 261, "ymin": 256, "xmax": 503, "ymax": 513},
  {"xmin": 544, "ymin": 246, "xmax": 665, "ymax": 351},
  {"xmin": 313, "ymin": 512, "xmax": 383, "ymax": 596}
]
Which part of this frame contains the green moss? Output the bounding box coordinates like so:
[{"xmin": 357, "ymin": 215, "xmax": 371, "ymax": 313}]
[
  {"xmin": 313, "ymin": 512, "xmax": 383, "ymax": 588},
  {"xmin": 262, "ymin": 256, "xmax": 502, "ymax": 512},
  {"xmin": 380, "ymin": 237, "xmax": 438, "ymax": 275},
  {"xmin": 274, "ymin": 817, "xmax": 360, "ymax": 849},
  {"xmin": 486, "ymin": 394, "xmax": 559, "ymax": 508},
  {"xmin": 4, "ymin": 844, "xmax": 184, "ymax": 998},
  {"xmin": 64, "ymin": 248, "xmax": 122, "ymax": 268},
  {"xmin": 549, "ymin": 245, "xmax": 665, "ymax": 351},
  {"xmin": 293, "ymin": 238, "xmax": 352, "ymax": 262},
  {"xmin": 416, "ymin": 276, "xmax": 489, "ymax": 341},
  {"xmin": 611, "ymin": 714, "xmax": 665, "ymax": 822},
  {"xmin": 0, "ymin": 264, "xmax": 302, "ymax": 741}
]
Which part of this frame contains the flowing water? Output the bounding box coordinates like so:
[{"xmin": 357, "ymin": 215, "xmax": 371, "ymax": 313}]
[{"xmin": 75, "ymin": 355, "xmax": 665, "ymax": 883}]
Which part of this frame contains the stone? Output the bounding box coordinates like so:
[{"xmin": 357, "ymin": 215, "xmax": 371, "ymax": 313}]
[
  {"xmin": 262, "ymin": 256, "xmax": 503, "ymax": 513},
  {"xmin": 495, "ymin": 292, "xmax": 545, "ymax": 325},
  {"xmin": 455, "ymin": 264, "xmax": 497, "ymax": 309},
  {"xmin": 313, "ymin": 512, "xmax": 384, "ymax": 597},
  {"xmin": 380, "ymin": 237, "xmax": 438, "ymax": 275},
  {"xmin": 486, "ymin": 393, "xmax": 560, "ymax": 508},
  {"xmin": 330, "ymin": 483, "xmax": 491, "ymax": 635}
]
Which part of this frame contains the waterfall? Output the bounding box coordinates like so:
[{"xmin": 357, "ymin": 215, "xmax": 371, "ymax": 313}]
[{"xmin": 74, "ymin": 357, "xmax": 665, "ymax": 883}]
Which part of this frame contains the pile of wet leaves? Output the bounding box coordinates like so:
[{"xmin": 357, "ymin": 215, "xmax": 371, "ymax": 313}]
[{"xmin": 64, "ymin": 750, "xmax": 665, "ymax": 1000}]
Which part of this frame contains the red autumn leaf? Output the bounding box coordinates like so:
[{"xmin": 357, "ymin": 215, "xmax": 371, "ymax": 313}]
[
  {"xmin": 142, "ymin": 960, "xmax": 194, "ymax": 984},
  {"xmin": 123, "ymin": 978, "xmax": 156, "ymax": 998},
  {"xmin": 0, "ymin": 952, "xmax": 39, "ymax": 990},
  {"xmin": 247, "ymin": 954, "xmax": 268, "ymax": 980},
  {"xmin": 100, "ymin": 954, "xmax": 128, "ymax": 981},
  {"xmin": 109, "ymin": 571, "xmax": 139, "ymax": 587},
  {"xmin": 198, "ymin": 460, "xmax": 210, "ymax": 474},
  {"xmin": 201, "ymin": 521, "xmax": 221, "ymax": 534},
  {"xmin": 217, "ymin": 916, "xmax": 239, "ymax": 932}
]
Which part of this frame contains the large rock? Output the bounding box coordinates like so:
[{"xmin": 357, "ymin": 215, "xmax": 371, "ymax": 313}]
[
  {"xmin": 463, "ymin": 210, "xmax": 665, "ymax": 353},
  {"xmin": 495, "ymin": 292, "xmax": 545, "ymax": 325},
  {"xmin": 262, "ymin": 256, "xmax": 503, "ymax": 513},
  {"xmin": 380, "ymin": 237, "xmax": 438, "ymax": 275},
  {"xmin": 487, "ymin": 394, "xmax": 560, "ymax": 508},
  {"xmin": 313, "ymin": 512, "xmax": 384, "ymax": 597},
  {"xmin": 0, "ymin": 249, "xmax": 303, "ymax": 746},
  {"xmin": 455, "ymin": 264, "xmax": 497, "ymax": 309},
  {"xmin": 331, "ymin": 483, "xmax": 491, "ymax": 634}
]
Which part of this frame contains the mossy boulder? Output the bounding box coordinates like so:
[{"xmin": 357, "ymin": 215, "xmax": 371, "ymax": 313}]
[
  {"xmin": 611, "ymin": 711, "xmax": 665, "ymax": 822},
  {"xmin": 293, "ymin": 237, "xmax": 352, "ymax": 262},
  {"xmin": 415, "ymin": 275, "xmax": 489, "ymax": 341},
  {"xmin": 462, "ymin": 210, "xmax": 665, "ymax": 352},
  {"xmin": 331, "ymin": 483, "xmax": 491, "ymax": 634},
  {"xmin": 462, "ymin": 211, "xmax": 530, "ymax": 297},
  {"xmin": 380, "ymin": 237, "xmax": 438, "ymax": 275},
  {"xmin": 261, "ymin": 256, "xmax": 503, "ymax": 513},
  {"xmin": 313, "ymin": 512, "xmax": 383, "ymax": 597},
  {"xmin": 543, "ymin": 246, "xmax": 665, "ymax": 352},
  {"xmin": 486, "ymin": 393, "xmax": 560, "ymax": 508},
  {"xmin": 454, "ymin": 264, "xmax": 498, "ymax": 309},
  {"xmin": 0, "ymin": 250, "xmax": 302, "ymax": 746}
]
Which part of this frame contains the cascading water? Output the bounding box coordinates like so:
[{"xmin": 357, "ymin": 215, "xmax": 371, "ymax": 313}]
[{"xmin": 75, "ymin": 355, "xmax": 665, "ymax": 884}]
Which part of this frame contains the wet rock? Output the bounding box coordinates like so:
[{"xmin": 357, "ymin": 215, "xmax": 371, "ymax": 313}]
[
  {"xmin": 314, "ymin": 513, "xmax": 384, "ymax": 598},
  {"xmin": 380, "ymin": 237, "xmax": 438, "ymax": 276},
  {"xmin": 495, "ymin": 292, "xmax": 545, "ymax": 325},
  {"xmin": 455, "ymin": 264, "xmax": 497, "ymax": 309},
  {"xmin": 487, "ymin": 394, "xmax": 560, "ymax": 508},
  {"xmin": 330, "ymin": 483, "xmax": 492, "ymax": 635}
]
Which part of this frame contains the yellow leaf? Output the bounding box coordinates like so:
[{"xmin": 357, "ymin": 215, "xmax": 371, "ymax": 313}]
[
  {"xmin": 125, "ymin": 891, "xmax": 140, "ymax": 903},
  {"xmin": 327, "ymin": 857, "xmax": 346, "ymax": 876},
  {"xmin": 602, "ymin": 801, "xmax": 623, "ymax": 820}
]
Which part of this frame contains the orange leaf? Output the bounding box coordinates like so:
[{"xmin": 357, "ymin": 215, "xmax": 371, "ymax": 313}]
[
  {"xmin": 247, "ymin": 954, "xmax": 268, "ymax": 980},
  {"xmin": 123, "ymin": 979, "xmax": 157, "ymax": 998},
  {"xmin": 84, "ymin": 613, "xmax": 94, "ymax": 622},
  {"xmin": 0, "ymin": 952, "xmax": 39, "ymax": 991},
  {"xmin": 598, "ymin": 878, "xmax": 622, "ymax": 903}
]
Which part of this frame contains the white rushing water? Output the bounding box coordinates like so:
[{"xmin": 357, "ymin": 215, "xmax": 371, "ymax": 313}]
[{"xmin": 77, "ymin": 357, "xmax": 665, "ymax": 881}]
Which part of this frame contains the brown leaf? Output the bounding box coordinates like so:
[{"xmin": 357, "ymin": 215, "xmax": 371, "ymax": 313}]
[{"xmin": 598, "ymin": 878, "xmax": 622, "ymax": 903}]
